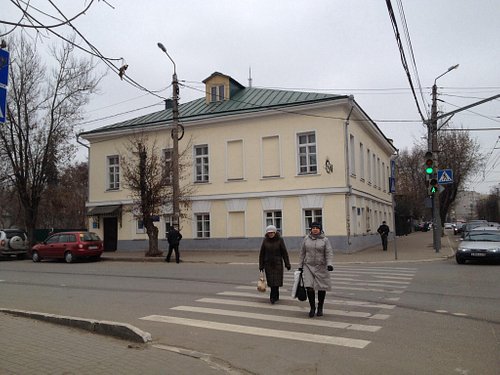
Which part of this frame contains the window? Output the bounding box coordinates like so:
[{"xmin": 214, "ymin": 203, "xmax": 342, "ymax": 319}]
[
  {"xmin": 262, "ymin": 136, "xmax": 281, "ymax": 178},
  {"xmin": 163, "ymin": 148, "xmax": 173, "ymax": 185},
  {"xmin": 367, "ymin": 149, "xmax": 371, "ymax": 184},
  {"xmin": 227, "ymin": 140, "xmax": 244, "ymax": 180},
  {"xmin": 137, "ymin": 219, "xmax": 145, "ymax": 234},
  {"xmin": 382, "ymin": 162, "xmax": 386, "ymax": 192},
  {"xmin": 359, "ymin": 143, "xmax": 365, "ymax": 180},
  {"xmin": 194, "ymin": 145, "xmax": 209, "ymax": 183},
  {"xmin": 349, "ymin": 134, "xmax": 355, "ymax": 176},
  {"xmin": 297, "ymin": 132, "xmax": 317, "ymax": 174},
  {"xmin": 196, "ymin": 213, "xmax": 210, "ymax": 238},
  {"xmin": 164, "ymin": 216, "xmax": 174, "ymax": 237},
  {"xmin": 304, "ymin": 209, "xmax": 322, "ymax": 233},
  {"xmin": 210, "ymin": 85, "xmax": 225, "ymax": 102},
  {"xmin": 107, "ymin": 155, "xmax": 120, "ymax": 190},
  {"xmin": 265, "ymin": 210, "xmax": 282, "ymax": 233}
]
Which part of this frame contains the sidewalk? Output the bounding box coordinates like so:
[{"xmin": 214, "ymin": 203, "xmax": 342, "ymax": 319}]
[{"xmin": 102, "ymin": 230, "xmax": 458, "ymax": 264}]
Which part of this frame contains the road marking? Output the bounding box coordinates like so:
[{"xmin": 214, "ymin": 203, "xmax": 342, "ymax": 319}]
[
  {"xmin": 331, "ymin": 285, "xmax": 404, "ymax": 294},
  {"xmin": 332, "ymin": 270, "xmax": 416, "ymax": 277},
  {"xmin": 203, "ymin": 295, "xmax": 390, "ymax": 320},
  {"xmin": 171, "ymin": 306, "xmax": 382, "ymax": 332},
  {"xmin": 139, "ymin": 315, "xmax": 371, "ymax": 349}
]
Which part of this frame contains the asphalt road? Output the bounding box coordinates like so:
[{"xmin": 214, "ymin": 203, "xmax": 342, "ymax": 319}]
[{"xmin": 1, "ymin": 257, "xmax": 499, "ymax": 374}]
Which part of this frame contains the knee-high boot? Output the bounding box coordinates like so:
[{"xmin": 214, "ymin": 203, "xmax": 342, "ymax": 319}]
[
  {"xmin": 317, "ymin": 290, "xmax": 326, "ymax": 316},
  {"xmin": 307, "ymin": 288, "xmax": 316, "ymax": 318}
]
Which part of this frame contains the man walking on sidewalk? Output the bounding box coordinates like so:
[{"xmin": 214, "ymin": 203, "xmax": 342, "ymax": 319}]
[{"xmin": 377, "ymin": 221, "xmax": 390, "ymax": 251}]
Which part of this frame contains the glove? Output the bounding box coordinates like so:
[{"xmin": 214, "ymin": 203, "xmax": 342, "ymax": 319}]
[
  {"xmin": 327, "ymin": 265, "xmax": 333, "ymax": 271},
  {"xmin": 298, "ymin": 268, "xmax": 303, "ymax": 272},
  {"xmin": 286, "ymin": 265, "xmax": 291, "ymax": 271}
]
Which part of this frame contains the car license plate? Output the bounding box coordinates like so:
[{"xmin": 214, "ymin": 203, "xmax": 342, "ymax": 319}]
[
  {"xmin": 88, "ymin": 246, "xmax": 98, "ymax": 250},
  {"xmin": 471, "ymin": 253, "xmax": 486, "ymax": 257}
]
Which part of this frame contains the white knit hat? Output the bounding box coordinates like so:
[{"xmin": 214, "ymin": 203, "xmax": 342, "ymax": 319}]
[{"xmin": 266, "ymin": 225, "xmax": 277, "ymax": 233}]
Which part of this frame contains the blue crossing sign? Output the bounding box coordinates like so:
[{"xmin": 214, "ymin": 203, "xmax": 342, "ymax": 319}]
[
  {"xmin": 0, "ymin": 48, "xmax": 9, "ymax": 124},
  {"xmin": 437, "ymin": 169, "xmax": 453, "ymax": 184},
  {"xmin": 0, "ymin": 87, "xmax": 6, "ymax": 123}
]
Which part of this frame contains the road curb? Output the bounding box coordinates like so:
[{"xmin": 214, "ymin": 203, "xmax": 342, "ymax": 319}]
[{"xmin": 0, "ymin": 308, "xmax": 152, "ymax": 343}]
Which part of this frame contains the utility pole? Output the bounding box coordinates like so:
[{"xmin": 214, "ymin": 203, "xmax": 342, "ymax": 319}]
[
  {"xmin": 158, "ymin": 42, "xmax": 180, "ymax": 228},
  {"xmin": 430, "ymin": 83, "xmax": 441, "ymax": 252}
]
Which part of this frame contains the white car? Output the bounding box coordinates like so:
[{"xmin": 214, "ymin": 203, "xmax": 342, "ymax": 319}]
[
  {"xmin": 0, "ymin": 229, "xmax": 30, "ymax": 259},
  {"xmin": 456, "ymin": 226, "xmax": 500, "ymax": 264}
]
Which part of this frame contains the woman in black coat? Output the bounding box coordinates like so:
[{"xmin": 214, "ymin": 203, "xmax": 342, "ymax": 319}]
[{"xmin": 259, "ymin": 225, "xmax": 291, "ymax": 304}]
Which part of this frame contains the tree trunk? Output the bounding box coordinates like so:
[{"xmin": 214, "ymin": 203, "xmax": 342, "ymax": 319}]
[{"xmin": 144, "ymin": 222, "xmax": 161, "ymax": 257}]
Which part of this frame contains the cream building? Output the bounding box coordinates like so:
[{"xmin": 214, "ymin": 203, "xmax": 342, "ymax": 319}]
[{"xmin": 80, "ymin": 72, "xmax": 397, "ymax": 253}]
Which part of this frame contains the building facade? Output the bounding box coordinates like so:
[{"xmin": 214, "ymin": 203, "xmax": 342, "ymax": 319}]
[{"xmin": 80, "ymin": 72, "xmax": 397, "ymax": 253}]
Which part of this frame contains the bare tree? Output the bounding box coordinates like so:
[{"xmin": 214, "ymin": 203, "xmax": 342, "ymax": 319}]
[
  {"xmin": 0, "ymin": 33, "xmax": 101, "ymax": 243},
  {"xmin": 121, "ymin": 133, "xmax": 194, "ymax": 257}
]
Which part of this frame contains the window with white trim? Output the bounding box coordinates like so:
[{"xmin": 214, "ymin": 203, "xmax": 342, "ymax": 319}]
[
  {"xmin": 210, "ymin": 85, "xmax": 225, "ymax": 102},
  {"xmin": 194, "ymin": 145, "xmax": 209, "ymax": 183},
  {"xmin": 107, "ymin": 155, "xmax": 120, "ymax": 190},
  {"xmin": 304, "ymin": 209, "xmax": 322, "ymax": 233},
  {"xmin": 265, "ymin": 210, "xmax": 282, "ymax": 234},
  {"xmin": 349, "ymin": 134, "xmax": 356, "ymax": 176},
  {"xmin": 297, "ymin": 132, "xmax": 317, "ymax": 174},
  {"xmin": 163, "ymin": 148, "xmax": 173, "ymax": 185},
  {"xmin": 359, "ymin": 142, "xmax": 365, "ymax": 180},
  {"xmin": 196, "ymin": 213, "xmax": 210, "ymax": 238}
]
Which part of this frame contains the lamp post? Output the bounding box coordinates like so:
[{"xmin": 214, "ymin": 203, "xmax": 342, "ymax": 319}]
[
  {"xmin": 157, "ymin": 42, "xmax": 180, "ymax": 227},
  {"xmin": 429, "ymin": 64, "xmax": 459, "ymax": 252}
]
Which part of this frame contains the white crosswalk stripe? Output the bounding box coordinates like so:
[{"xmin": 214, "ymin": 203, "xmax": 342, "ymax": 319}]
[{"xmin": 139, "ymin": 265, "xmax": 417, "ymax": 349}]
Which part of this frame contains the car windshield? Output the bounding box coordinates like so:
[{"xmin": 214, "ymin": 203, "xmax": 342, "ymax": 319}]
[
  {"xmin": 81, "ymin": 232, "xmax": 101, "ymax": 241},
  {"xmin": 465, "ymin": 231, "xmax": 500, "ymax": 242}
]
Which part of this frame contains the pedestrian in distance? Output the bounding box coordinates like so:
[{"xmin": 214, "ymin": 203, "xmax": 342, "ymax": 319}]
[
  {"xmin": 298, "ymin": 222, "xmax": 334, "ymax": 318},
  {"xmin": 377, "ymin": 221, "xmax": 390, "ymax": 251},
  {"xmin": 259, "ymin": 225, "xmax": 291, "ymax": 304},
  {"xmin": 165, "ymin": 225, "xmax": 182, "ymax": 263}
]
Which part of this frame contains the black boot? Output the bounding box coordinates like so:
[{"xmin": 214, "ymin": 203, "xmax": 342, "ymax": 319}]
[
  {"xmin": 307, "ymin": 288, "xmax": 316, "ymax": 318},
  {"xmin": 317, "ymin": 290, "xmax": 326, "ymax": 316},
  {"xmin": 270, "ymin": 287, "xmax": 278, "ymax": 304}
]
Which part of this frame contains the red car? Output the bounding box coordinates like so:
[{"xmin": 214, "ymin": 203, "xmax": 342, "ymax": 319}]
[{"xmin": 31, "ymin": 231, "xmax": 103, "ymax": 263}]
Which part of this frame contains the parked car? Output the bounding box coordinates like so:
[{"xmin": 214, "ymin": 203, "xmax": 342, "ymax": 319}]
[
  {"xmin": 31, "ymin": 231, "xmax": 103, "ymax": 263},
  {"xmin": 456, "ymin": 226, "xmax": 500, "ymax": 264},
  {"xmin": 0, "ymin": 229, "xmax": 30, "ymax": 259},
  {"xmin": 460, "ymin": 220, "xmax": 489, "ymax": 239}
]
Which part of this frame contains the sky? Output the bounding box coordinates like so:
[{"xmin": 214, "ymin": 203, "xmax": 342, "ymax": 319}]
[{"xmin": 2, "ymin": 0, "xmax": 499, "ymax": 194}]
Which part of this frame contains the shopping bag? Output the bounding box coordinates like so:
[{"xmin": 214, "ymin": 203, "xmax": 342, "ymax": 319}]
[
  {"xmin": 291, "ymin": 270, "xmax": 301, "ymax": 297},
  {"xmin": 295, "ymin": 271, "xmax": 307, "ymax": 301},
  {"xmin": 257, "ymin": 271, "xmax": 267, "ymax": 292}
]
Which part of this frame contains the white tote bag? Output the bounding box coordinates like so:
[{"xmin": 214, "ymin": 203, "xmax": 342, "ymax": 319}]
[{"xmin": 291, "ymin": 270, "xmax": 301, "ymax": 298}]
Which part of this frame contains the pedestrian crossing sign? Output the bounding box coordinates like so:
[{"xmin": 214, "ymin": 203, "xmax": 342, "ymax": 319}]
[{"xmin": 437, "ymin": 169, "xmax": 453, "ymax": 184}]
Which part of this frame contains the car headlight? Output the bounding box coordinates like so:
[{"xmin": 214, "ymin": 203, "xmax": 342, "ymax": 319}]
[
  {"xmin": 491, "ymin": 248, "xmax": 500, "ymax": 253},
  {"xmin": 458, "ymin": 247, "xmax": 470, "ymax": 252}
]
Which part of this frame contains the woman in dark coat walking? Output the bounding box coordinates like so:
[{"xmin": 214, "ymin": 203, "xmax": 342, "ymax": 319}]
[
  {"xmin": 298, "ymin": 222, "xmax": 334, "ymax": 317},
  {"xmin": 259, "ymin": 225, "xmax": 291, "ymax": 304}
]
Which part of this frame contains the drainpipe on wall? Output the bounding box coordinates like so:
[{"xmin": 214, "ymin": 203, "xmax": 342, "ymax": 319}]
[{"xmin": 344, "ymin": 95, "xmax": 355, "ymax": 248}]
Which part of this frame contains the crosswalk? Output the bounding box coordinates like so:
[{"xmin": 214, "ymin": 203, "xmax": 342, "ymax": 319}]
[{"xmin": 140, "ymin": 265, "xmax": 417, "ymax": 349}]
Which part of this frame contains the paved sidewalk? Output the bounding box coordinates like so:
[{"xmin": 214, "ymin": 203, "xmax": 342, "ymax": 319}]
[
  {"xmin": 101, "ymin": 230, "xmax": 458, "ymax": 264},
  {"xmin": 2, "ymin": 230, "xmax": 458, "ymax": 374}
]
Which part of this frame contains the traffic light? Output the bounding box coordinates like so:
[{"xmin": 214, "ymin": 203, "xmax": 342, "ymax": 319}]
[
  {"xmin": 424, "ymin": 151, "xmax": 434, "ymax": 175},
  {"xmin": 429, "ymin": 178, "xmax": 438, "ymax": 195}
]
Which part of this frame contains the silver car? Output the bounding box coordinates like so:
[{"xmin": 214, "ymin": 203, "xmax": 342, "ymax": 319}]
[
  {"xmin": 0, "ymin": 229, "xmax": 30, "ymax": 259},
  {"xmin": 456, "ymin": 227, "xmax": 500, "ymax": 264}
]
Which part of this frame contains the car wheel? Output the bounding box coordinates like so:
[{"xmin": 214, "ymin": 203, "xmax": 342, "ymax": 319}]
[
  {"xmin": 64, "ymin": 251, "xmax": 73, "ymax": 263},
  {"xmin": 32, "ymin": 251, "xmax": 41, "ymax": 262},
  {"xmin": 456, "ymin": 255, "xmax": 466, "ymax": 264}
]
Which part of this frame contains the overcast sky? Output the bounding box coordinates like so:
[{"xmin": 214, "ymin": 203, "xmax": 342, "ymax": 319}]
[{"xmin": 2, "ymin": 0, "xmax": 499, "ymax": 193}]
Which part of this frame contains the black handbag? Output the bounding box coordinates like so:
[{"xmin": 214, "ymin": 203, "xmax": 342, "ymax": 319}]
[{"xmin": 296, "ymin": 271, "xmax": 307, "ymax": 301}]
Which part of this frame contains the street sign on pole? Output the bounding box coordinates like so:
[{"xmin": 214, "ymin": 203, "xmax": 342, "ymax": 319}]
[
  {"xmin": 437, "ymin": 169, "xmax": 453, "ymax": 184},
  {"xmin": 0, "ymin": 48, "xmax": 9, "ymax": 87},
  {"xmin": 0, "ymin": 87, "xmax": 6, "ymax": 123}
]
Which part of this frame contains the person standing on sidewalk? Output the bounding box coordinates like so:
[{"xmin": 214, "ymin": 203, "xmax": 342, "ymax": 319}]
[
  {"xmin": 298, "ymin": 222, "xmax": 334, "ymax": 318},
  {"xmin": 259, "ymin": 225, "xmax": 291, "ymax": 304},
  {"xmin": 377, "ymin": 221, "xmax": 390, "ymax": 251},
  {"xmin": 165, "ymin": 226, "xmax": 182, "ymax": 263}
]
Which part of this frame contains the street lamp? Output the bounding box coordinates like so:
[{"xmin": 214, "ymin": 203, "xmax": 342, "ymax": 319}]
[
  {"xmin": 429, "ymin": 64, "xmax": 459, "ymax": 252},
  {"xmin": 157, "ymin": 42, "xmax": 181, "ymax": 228}
]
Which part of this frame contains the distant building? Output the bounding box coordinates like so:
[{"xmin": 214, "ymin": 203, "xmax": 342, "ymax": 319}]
[
  {"xmin": 451, "ymin": 190, "xmax": 486, "ymax": 221},
  {"xmin": 80, "ymin": 72, "xmax": 396, "ymax": 252}
]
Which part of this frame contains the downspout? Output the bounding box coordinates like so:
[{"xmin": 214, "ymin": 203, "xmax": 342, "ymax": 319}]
[{"xmin": 344, "ymin": 95, "xmax": 355, "ymax": 248}]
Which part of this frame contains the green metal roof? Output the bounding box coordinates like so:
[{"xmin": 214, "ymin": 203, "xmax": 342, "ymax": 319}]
[{"xmin": 80, "ymin": 87, "xmax": 347, "ymax": 136}]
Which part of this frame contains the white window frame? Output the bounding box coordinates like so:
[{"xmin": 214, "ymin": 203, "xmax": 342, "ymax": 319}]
[
  {"xmin": 196, "ymin": 213, "xmax": 210, "ymax": 238},
  {"xmin": 107, "ymin": 155, "xmax": 120, "ymax": 190},
  {"xmin": 194, "ymin": 145, "xmax": 209, "ymax": 183},
  {"xmin": 210, "ymin": 85, "xmax": 225, "ymax": 102},
  {"xmin": 297, "ymin": 132, "xmax": 317, "ymax": 175},
  {"xmin": 304, "ymin": 209, "xmax": 322, "ymax": 234},
  {"xmin": 163, "ymin": 148, "xmax": 173, "ymax": 186},
  {"xmin": 265, "ymin": 210, "xmax": 283, "ymax": 234}
]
